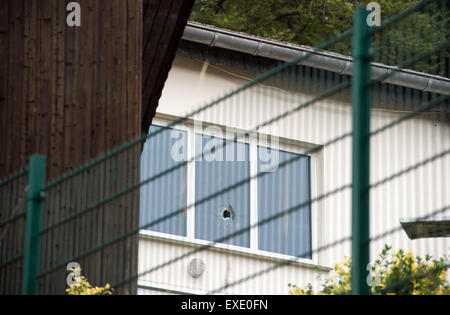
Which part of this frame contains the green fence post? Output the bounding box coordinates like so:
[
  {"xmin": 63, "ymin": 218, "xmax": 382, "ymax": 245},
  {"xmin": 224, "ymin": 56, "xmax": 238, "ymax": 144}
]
[
  {"xmin": 22, "ymin": 155, "xmax": 46, "ymax": 295},
  {"xmin": 351, "ymin": 7, "xmax": 371, "ymax": 295}
]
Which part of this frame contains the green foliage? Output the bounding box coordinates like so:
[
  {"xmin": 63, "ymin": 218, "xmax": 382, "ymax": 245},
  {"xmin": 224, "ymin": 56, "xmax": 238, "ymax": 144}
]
[
  {"xmin": 190, "ymin": 0, "xmax": 449, "ymax": 76},
  {"xmin": 192, "ymin": 0, "xmax": 358, "ymax": 47},
  {"xmin": 191, "ymin": 0, "xmax": 420, "ymax": 48},
  {"xmin": 289, "ymin": 245, "xmax": 450, "ymax": 295},
  {"xmin": 66, "ymin": 270, "xmax": 114, "ymax": 295}
]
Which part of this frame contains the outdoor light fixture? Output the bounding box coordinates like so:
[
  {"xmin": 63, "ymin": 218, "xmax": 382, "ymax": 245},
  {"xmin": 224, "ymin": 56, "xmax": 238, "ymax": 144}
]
[
  {"xmin": 188, "ymin": 258, "xmax": 206, "ymax": 278},
  {"xmin": 400, "ymin": 217, "xmax": 450, "ymax": 240}
]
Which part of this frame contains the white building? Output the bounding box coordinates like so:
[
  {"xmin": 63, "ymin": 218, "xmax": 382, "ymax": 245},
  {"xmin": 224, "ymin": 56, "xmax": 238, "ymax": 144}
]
[{"xmin": 137, "ymin": 23, "xmax": 450, "ymax": 295}]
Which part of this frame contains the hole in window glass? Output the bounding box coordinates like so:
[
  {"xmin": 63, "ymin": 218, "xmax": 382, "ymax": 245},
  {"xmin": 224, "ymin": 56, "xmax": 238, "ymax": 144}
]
[
  {"xmin": 257, "ymin": 147, "xmax": 312, "ymax": 258},
  {"xmin": 219, "ymin": 205, "xmax": 235, "ymax": 222},
  {"xmin": 223, "ymin": 209, "xmax": 231, "ymax": 219},
  {"xmin": 140, "ymin": 125, "xmax": 187, "ymax": 236},
  {"xmin": 195, "ymin": 135, "xmax": 250, "ymax": 247}
]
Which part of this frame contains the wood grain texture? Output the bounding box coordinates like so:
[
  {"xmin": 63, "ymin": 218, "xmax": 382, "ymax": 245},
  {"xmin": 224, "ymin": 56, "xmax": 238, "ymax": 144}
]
[
  {"xmin": 0, "ymin": 0, "xmax": 194, "ymax": 295},
  {"xmin": 0, "ymin": 0, "xmax": 143, "ymax": 295},
  {"xmin": 142, "ymin": 0, "xmax": 195, "ymax": 134},
  {"xmin": 0, "ymin": 0, "xmax": 142, "ymax": 181}
]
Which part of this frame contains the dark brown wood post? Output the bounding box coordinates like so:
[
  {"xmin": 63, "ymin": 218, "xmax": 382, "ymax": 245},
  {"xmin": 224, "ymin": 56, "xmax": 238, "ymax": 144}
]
[
  {"xmin": 0, "ymin": 0, "xmax": 194, "ymax": 295},
  {"xmin": 0, "ymin": 0, "xmax": 143, "ymax": 295}
]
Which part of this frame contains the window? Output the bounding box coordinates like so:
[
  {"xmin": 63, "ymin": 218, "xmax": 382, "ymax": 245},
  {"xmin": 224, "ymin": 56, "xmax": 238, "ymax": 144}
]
[
  {"xmin": 140, "ymin": 125, "xmax": 187, "ymax": 236},
  {"xmin": 140, "ymin": 118, "xmax": 314, "ymax": 260},
  {"xmin": 195, "ymin": 135, "xmax": 251, "ymax": 247},
  {"xmin": 257, "ymin": 148, "xmax": 311, "ymax": 257}
]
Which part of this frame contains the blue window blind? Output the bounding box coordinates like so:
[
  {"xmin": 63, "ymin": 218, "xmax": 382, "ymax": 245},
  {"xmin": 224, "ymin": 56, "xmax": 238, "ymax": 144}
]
[
  {"xmin": 258, "ymin": 148, "xmax": 312, "ymax": 258},
  {"xmin": 140, "ymin": 125, "xmax": 187, "ymax": 236},
  {"xmin": 194, "ymin": 135, "xmax": 251, "ymax": 247}
]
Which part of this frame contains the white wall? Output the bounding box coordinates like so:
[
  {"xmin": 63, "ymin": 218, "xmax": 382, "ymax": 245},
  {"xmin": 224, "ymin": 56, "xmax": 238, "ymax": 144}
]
[{"xmin": 138, "ymin": 55, "xmax": 450, "ymax": 294}]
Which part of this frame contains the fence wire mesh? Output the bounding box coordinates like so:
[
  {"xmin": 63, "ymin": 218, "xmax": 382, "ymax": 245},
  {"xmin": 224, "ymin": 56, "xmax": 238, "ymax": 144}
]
[{"xmin": 0, "ymin": 168, "xmax": 28, "ymax": 294}]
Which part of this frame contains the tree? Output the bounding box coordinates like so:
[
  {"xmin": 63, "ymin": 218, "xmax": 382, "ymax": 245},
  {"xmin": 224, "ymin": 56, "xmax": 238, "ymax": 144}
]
[{"xmin": 190, "ymin": 0, "xmax": 449, "ymax": 76}]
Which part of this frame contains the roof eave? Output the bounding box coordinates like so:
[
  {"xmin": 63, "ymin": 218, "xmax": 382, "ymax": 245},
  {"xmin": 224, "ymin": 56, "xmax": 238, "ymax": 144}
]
[{"xmin": 182, "ymin": 22, "xmax": 450, "ymax": 96}]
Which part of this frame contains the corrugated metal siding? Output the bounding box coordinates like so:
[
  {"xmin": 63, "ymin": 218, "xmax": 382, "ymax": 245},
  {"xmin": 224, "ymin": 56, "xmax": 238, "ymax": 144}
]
[
  {"xmin": 138, "ymin": 55, "xmax": 450, "ymax": 294},
  {"xmin": 176, "ymin": 40, "xmax": 450, "ymax": 117}
]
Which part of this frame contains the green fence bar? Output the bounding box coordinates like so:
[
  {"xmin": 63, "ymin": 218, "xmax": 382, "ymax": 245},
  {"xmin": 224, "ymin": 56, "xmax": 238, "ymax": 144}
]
[
  {"xmin": 351, "ymin": 7, "xmax": 371, "ymax": 295},
  {"xmin": 22, "ymin": 155, "xmax": 46, "ymax": 295}
]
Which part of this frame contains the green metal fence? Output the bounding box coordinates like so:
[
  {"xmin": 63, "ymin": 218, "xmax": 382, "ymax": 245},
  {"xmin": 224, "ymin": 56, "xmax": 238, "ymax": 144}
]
[
  {"xmin": 0, "ymin": 0, "xmax": 449, "ymax": 295},
  {"xmin": 0, "ymin": 167, "xmax": 29, "ymax": 294}
]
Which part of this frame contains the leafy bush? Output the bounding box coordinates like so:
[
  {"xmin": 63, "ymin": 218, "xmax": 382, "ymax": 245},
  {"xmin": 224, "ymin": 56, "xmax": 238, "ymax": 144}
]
[
  {"xmin": 66, "ymin": 273, "xmax": 114, "ymax": 295},
  {"xmin": 289, "ymin": 245, "xmax": 449, "ymax": 295}
]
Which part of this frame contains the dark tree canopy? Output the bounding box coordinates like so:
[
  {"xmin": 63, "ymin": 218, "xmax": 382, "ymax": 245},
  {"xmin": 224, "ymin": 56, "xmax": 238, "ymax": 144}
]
[{"xmin": 190, "ymin": 0, "xmax": 449, "ymax": 76}]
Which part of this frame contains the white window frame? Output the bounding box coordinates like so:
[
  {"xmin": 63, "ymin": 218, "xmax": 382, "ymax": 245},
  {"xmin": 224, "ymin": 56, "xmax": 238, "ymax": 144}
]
[{"xmin": 140, "ymin": 117, "xmax": 319, "ymax": 265}]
